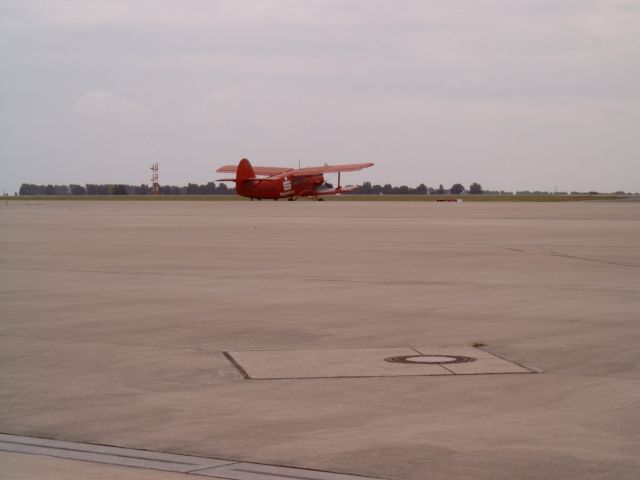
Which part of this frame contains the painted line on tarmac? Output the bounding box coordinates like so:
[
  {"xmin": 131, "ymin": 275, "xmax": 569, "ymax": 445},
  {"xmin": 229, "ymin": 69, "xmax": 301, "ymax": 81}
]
[{"xmin": 0, "ymin": 433, "xmax": 384, "ymax": 480}]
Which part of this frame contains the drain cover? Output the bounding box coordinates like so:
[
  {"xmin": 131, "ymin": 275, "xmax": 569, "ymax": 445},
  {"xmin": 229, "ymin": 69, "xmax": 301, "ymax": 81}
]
[{"xmin": 385, "ymin": 354, "xmax": 476, "ymax": 364}]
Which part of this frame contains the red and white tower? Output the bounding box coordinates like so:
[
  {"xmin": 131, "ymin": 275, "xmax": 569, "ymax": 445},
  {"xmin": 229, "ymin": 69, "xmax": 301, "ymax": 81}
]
[{"xmin": 150, "ymin": 163, "xmax": 160, "ymax": 195}]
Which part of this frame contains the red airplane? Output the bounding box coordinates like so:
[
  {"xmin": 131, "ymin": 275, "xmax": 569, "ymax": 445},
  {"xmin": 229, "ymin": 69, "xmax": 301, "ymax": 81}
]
[{"xmin": 216, "ymin": 158, "xmax": 374, "ymax": 201}]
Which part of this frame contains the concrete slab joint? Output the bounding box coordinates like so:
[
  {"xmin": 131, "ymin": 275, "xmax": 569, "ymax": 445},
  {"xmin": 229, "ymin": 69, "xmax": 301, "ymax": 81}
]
[
  {"xmin": 0, "ymin": 433, "xmax": 384, "ymax": 480},
  {"xmin": 223, "ymin": 347, "xmax": 536, "ymax": 380}
]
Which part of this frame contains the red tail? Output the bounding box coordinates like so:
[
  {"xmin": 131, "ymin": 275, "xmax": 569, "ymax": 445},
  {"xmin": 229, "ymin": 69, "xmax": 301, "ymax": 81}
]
[{"xmin": 236, "ymin": 158, "xmax": 255, "ymax": 183}]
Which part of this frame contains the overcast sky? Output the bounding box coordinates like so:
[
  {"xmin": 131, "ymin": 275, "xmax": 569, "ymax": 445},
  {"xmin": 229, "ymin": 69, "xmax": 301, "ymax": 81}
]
[{"xmin": 1, "ymin": 0, "xmax": 639, "ymax": 193}]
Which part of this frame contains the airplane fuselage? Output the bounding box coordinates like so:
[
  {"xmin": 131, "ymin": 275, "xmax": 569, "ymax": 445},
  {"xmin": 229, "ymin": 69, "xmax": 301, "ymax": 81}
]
[
  {"xmin": 216, "ymin": 158, "xmax": 373, "ymax": 201},
  {"xmin": 237, "ymin": 174, "xmax": 325, "ymax": 200}
]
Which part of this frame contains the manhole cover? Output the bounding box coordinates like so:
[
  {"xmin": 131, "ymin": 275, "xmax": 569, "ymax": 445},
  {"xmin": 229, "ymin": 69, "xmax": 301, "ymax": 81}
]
[{"xmin": 384, "ymin": 355, "xmax": 476, "ymax": 365}]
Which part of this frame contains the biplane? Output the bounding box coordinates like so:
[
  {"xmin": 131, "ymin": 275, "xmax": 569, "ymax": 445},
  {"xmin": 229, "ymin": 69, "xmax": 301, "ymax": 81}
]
[{"xmin": 216, "ymin": 158, "xmax": 374, "ymax": 201}]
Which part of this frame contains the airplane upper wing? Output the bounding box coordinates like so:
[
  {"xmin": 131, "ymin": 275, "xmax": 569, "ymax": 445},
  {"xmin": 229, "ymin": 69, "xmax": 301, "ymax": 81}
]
[
  {"xmin": 290, "ymin": 162, "xmax": 374, "ymax": 177},
  {"xmin": 216, "ymin": 165, "xmax": 293, "ymax": 176}
]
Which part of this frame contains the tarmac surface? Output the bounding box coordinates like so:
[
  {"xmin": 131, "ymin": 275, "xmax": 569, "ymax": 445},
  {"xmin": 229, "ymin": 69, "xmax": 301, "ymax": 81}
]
[{"xmin": 1, "ymin": 200, "xmax": 639, "ymax": 480}]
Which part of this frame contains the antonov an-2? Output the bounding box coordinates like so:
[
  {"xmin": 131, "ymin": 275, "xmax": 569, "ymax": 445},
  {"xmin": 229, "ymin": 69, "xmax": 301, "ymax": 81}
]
[{"xmin": 217, "ymin": 158, "xmax": 374, "ymax": 201}]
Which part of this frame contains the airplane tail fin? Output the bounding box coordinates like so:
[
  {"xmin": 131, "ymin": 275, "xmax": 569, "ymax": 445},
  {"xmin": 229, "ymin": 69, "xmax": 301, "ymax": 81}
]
[{"xmin": 236, "ymin": 158, "xmax": 255, "ymax": 183}]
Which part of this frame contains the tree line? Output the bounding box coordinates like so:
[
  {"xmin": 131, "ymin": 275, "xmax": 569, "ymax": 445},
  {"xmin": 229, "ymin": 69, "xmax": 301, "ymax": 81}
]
[
  {"xmin": 17, "ymin": 182, "xmax": 631, "ymax": 197},
  {"xmin": 19, "ymin": 181, "xmax": 486, "ymax": 196},
  {"xmin": 18, "ymin": 183, "xmax": 236, "ymax": 196},
  {"xmin": 355, "ymin": 182, "xmax": 491, "ymax": 195}
]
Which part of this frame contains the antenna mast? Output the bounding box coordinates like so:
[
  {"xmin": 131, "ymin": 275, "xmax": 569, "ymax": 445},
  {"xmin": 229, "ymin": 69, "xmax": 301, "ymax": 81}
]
[{"xmin": 150, "ymin": 163, "xmax": 160, "ymax": 196}]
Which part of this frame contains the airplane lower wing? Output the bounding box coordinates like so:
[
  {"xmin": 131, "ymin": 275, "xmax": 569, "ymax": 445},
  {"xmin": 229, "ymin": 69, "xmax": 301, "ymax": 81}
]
[{"xmin": 314, "ymin": 185, "xmax": 360, "ymax": 195}]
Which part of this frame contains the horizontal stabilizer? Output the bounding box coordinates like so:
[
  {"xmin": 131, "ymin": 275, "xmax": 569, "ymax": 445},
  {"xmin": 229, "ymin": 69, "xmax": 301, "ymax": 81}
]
[
  {"xmin": 243, "ymin": 177, "xmax": 280, "ymax": 182},
  {"xmin": 217, "ymin": 177, "xmax": 280, "ymax": 183},
  {"xmin": 216, "ymin": 165, "xmax": 293, "ymax": 176}
]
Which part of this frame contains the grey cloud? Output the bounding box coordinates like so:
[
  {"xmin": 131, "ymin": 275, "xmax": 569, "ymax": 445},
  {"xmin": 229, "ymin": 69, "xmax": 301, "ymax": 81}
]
[
  {"xmin": 1, "ymin": 0, "xmax": 639, "ymax": 193},
  {"xmin": 73, "ymin": 90, "xmax": 146, "ymax": 118}
]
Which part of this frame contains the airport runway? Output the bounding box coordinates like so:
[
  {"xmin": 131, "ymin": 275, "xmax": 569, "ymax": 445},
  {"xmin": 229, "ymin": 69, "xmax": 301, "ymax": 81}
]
[{"xmin": 1, "ymin": 200, "xmax": 639, "ymax": 480}]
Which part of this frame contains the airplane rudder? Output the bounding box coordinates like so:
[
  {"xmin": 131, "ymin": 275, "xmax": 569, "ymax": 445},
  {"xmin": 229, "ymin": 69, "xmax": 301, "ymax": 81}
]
[{"xmin": 236, "ymin": 158, "xmax": 255, "ymax": 182}]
